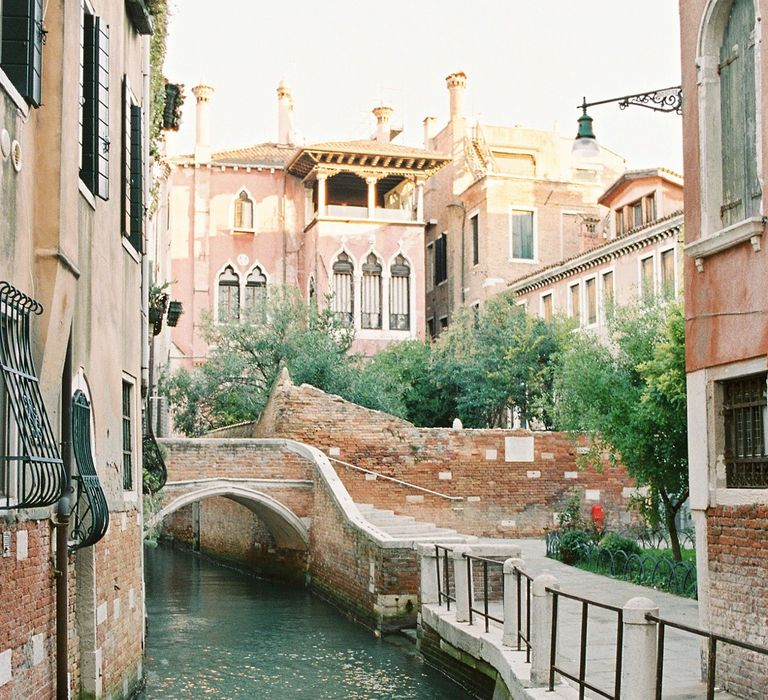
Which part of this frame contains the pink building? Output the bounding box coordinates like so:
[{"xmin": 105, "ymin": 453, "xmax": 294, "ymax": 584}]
[
  {"xmin": 509, "ymin": 169, "xmax": 684, "ymax": 328},
  {"xmin": 166, "ymin": 84, "xmax": 448, "ymax": 364}
]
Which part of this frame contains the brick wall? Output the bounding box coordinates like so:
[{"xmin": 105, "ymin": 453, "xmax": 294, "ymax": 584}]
[
  {"xmin": 706, "ymin": 505, "xmax": 768, "ymax": 699},
  {"xmin": 213, "ymin": 372, "xmax": 636, "ymax": 537}
]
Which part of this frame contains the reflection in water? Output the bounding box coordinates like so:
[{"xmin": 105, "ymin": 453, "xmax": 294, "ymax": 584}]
[{"xmin": 141, "ymin": 545, "xmax": 472, "ymax": 699}]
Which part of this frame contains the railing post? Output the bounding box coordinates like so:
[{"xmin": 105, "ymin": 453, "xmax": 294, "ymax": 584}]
[
  {"xmin": 530, "ymin": 573, "xmax": 559, "ymax": 686},
  {"xmin": 418, "ymin": 544, "xmax": 439, "ymax": 605},
  {"xmin": 621, "ymin": 597, "xmax": 659, "ymax": 700},
  {"xmin": 450, "ymin": 545, "xmax": 472, "ymax": 623},
  {"xmin": 502, "ymin": 557, "xmax": 525, "ymax": 646}
]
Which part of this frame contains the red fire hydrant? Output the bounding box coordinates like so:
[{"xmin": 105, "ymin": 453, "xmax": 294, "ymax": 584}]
[{"xmin": 591, "ymin": 503, "xmax": 605, "ymax": 532}]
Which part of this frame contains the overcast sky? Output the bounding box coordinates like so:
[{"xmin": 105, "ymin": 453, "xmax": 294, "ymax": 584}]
[{"xmin": 164, "ymin": 1, "xmax": 682, "ymax": 171}]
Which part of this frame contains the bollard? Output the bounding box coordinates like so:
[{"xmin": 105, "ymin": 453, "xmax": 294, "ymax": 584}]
[
  {"xmin": 621, "ymin": 597, "xmax": 659, "ymax": 700},
  {"xmin": 417, "ymin": 544, "xmax": 439, "ymax": 605},
  {"xmin": 530, "ymin": 573, "xmax": 559, "ymax": 686},
  {"xmin": 450, "ymin": 545, "xmax": 472, "ymax": 623},
  {"xmin": 502, "ymin": 558, "xmax": 525, "ymax": 647}
]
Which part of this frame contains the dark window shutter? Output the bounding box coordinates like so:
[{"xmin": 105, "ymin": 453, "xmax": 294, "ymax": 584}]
[
  {"xmin": 1, "ymin": 0, "xmax": 43, "ymax": 107},
  {"xmin": 129, "ymin": 104, "xmax": 143, "ymax": 252},
  {"xmin": 80, "ymin": 13, "xmax": 98, "ymax": 192},
  {"xmin": 122, "ymin": 76, "xmax": 132, "ymax": 238},
  {"xmin": 95, "ymin": 18, "xmax": 110, "ymax": 200}
]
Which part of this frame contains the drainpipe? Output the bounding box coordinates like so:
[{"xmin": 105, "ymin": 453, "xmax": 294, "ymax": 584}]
[{"xmin": 55, "ymin": 333, "xmax": 74, "ymax": 700}]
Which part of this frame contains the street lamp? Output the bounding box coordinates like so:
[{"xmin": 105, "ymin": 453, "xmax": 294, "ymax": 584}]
[{"xmin": 572, "ymin": 86, "xmax": 683, "ymax": 159}]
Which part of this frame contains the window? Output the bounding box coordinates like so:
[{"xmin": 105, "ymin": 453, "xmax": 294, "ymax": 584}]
[
  {"xmin": 121, "ymin": 382, "xmax": 133, "ymax": 491},
  {"xmin": 510, "ymin": 209, "xmax": 534, "ymax": 260},
  {"xmin": 243, "ymin": 266, "xmax": 267, "ymax": 322},
  {"xmin": 541, "ymin": 293, "xmax": 553, "ymax": 321},
  {"xmin": 427, "ymin": 317, "xmax": 436, "ymax": 339},
  {"xmin": 332, "ymin": 252, "xmax": 354, "ymax": 326},
  {"xmin": 585, "ymin": 278, "xmax": 597, "ymax": 326},
  {"xmin": 722, "ymin": 373, "xmax": 768, "ymax": 488},
  {"xmin": 470, "ymin": 214, "xmax": 479, "ymax": 266},
  {"xmin": 434, "ymin": 233, "xmax": 448, "ymax": 285},
  {"xmin": 719, "ymin": 0, "xmax": 760, "ymax": 227},
  {"xmin": 602, "ymin": 270, "xmax": 614, "ymax": 318},
  {"xmin": 660, "ymin": 249, "xmax": 675, "ymax": 297},
  {"xmin": 426, "ymin": 243, "xmax": 435, "ymax": 291},
  {"xmin": 234, "ymin": 190, "xmax": 254, "ymax": 229},
  {"xmin": 644, "ymin": 195, "xmax": 657, "ymax": 223},
  {"xmin": 122, "ymin": 76, "xmax": 143, "ymax": 252},
  {"xmin": 439, "ymin": 316, "xmax": 449, "ymax": 331},
  {"xmin": 390, "ymin": 255, "xmax": 410, "ymax": 331},
  {"xmin": 308, "ymin": 276, "xmax": 316, "ymax": 305},
  {"xmin": 218, "ymin": 265, "xmax": 240, "ymax": 322},
  {"xmin": 80, "ymin": 6, "xmax": 110, "ymax": 199},
  {"xmin": 631, "ymin": 201, "xmax": 643, "ymax": 229},
  {"xmin": 640, "ymin": 256, "xmax": 655, "ymax": 296},
  {"xmin": 569, "ymin": 283, "xmax": 581, "ymax": 324},
  {"xmin": 1, "ymin": 0, "xmax": 43, "ymax": 106},
  {"xmin": 361, "ymin": 253, "xmax": 382, "ymax": 329},
  {"xmin": 615, "ymin": 210, "xmax": 625, "ymax": 237},
  {"xmin": 0, "ymin": 282, "xmax": 64, "ymax": 510}
]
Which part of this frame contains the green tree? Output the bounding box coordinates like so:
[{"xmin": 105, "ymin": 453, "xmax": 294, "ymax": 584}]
[
  {"xmin": 554, "ymin": 300, "xmax": 689, "ymax": 560},
  {"xmin": 164, "ymin": 287, "xmax": 401, "ymax": 435}
]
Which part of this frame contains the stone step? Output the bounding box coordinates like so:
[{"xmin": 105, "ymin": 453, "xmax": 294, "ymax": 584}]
[
  {"xmin": 365, "ymin": 513, "xmax": 417, "ymax": 525},
  {"xmin": 376, "ymin": 524, "xmax": 452, "ymax": 535},
  {"xmin": 355, "ymin": 503, "xmax": 375, "ymax": 512}
]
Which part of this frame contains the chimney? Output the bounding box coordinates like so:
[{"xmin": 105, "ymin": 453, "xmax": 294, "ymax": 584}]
[
  {"xmin": 372, "ymin": 104, "xmax": 393, "ymax": 143},
  {"xmin": 192, "ymin": 84, "xmax": 214, "ymax": 164},
  {"xmin": 277, "ymin": 81, "xmax": 294, "ymax": 145},
  {"xmin": 446, "ymin": 71, "xmax": 467, "ymax": 121},
  {"xmin": 423, "ymin": 116, "xmax": 437, "ymax": 148}
]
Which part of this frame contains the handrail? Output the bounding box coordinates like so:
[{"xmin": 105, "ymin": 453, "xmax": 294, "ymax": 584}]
[
  {"xmin": 548, "ymin": 587, "xmax": 623, "ymax": 700},
  {"xmin": 463, "ymin": 553, "xmax": 504, "ymax": 633},
  {"xmin": 435, "ymin": 545, "xmax": 455, "ymax": 610},
  {"xmin": 515, "ymin": 566, "xmax": 533, "ymax": 662},
  {"xmin": 645, "ymin": 613, "xmax": 768, "ymax": 700},
  {"xmin": 328, "ymin": 457, "xmax": 464, "ymax": 501}
]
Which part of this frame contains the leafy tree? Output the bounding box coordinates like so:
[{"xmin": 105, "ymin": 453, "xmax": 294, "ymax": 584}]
[
  {"xmin": 163, "ymin": 287, "xmax": 401, "ymax": 435},
  {"xmin": 554, "ymin": 300, "xmax": 689, "ymax": 560}
]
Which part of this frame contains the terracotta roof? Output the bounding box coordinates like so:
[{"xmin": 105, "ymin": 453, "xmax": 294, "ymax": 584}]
[
  {"xmin": 599, "ymin": 167, "xmax": 683, "ymax": 205},
  {"xmin": 173, "ymin": 143, "xmax": 298, "ymax": 167}
]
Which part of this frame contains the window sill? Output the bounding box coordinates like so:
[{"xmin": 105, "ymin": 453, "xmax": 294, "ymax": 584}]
[
  {"xmin": 231, "ymin": 227, "xmax": 255, "ymax": 235},
  {"xmin": 685, "ymin": 216, "xmax": 765, "ymax": 271},
  {"xmin": 79, "ymin": 179, "xmax": 97, "ymax": 210},
  {"xmin": 713, "ymin": 487, "xmax": 768, "ymax": 507},
  {"xmin": 508, "ymin": 257, "xmax": 538, "ymax": 264}
]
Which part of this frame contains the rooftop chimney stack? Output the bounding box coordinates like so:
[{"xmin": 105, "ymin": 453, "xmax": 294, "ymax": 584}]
[
  {"xmin": 446, "ymin": 71, "xmax": 467, "ymax": 121},
  {"xmin": 423, "ymin": 116, "xmax": 437, "ymax": 149},
  {"xmin": 372, "ymin": 104, "xmax": 394, "ymax": 143},
  {"xmin": 277, "ymin": 81, "xmax": 294, "ymax": 145},
  {"xmin": 192, "ymin": 84, "xmax": 214, "ymax": 164}
]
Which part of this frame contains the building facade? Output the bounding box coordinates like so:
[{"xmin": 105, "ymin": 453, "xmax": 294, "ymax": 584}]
[
  {"xmin": 423, "ymin": 72, "xmax": 626, "ymax": 337},
  {"xmin": 166, "ymin": 85, "xmax": 449, "ymax": 364},
  {"xmin": 680, "ymin": 0, "xmax": 768, "ymax": 696},
  {"xmin": 0, "ymin": 0, "xmax": 154, "ymax": 697},
  {"xmin": 510, "ymin": 169, "xmax": 684, "ymax": 330}
]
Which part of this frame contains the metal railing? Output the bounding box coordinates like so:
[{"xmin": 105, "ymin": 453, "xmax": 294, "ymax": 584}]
[
  {"xmin": 463, "ymin": 553, "xmax": 504, "ymax": 633},
  {"xmin": 435, "ymin": 545, "xmax": 455, "ymax": 610},
  {"xmin": 548, "ymin": 588, "xmax": 623, "ymax": 700},
  {"xmin": 514, "ymin": 567, "xmax": 533, "ymax": 662},
  {"xmin": 329, "ymin": 457, "xmax": 463, "ymax": 501},
  {"xmin": 646, "ymin": 613, "xmax": 768, "ymax": 700}
]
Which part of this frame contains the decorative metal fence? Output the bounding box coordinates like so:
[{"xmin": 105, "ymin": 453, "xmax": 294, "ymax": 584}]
[
  {"xmin": 463, "ymin": 553, "xmax": 504, "ymax": 633},
  {"xmin": 434, "ymin": 545, "xmax": 455, "ymax": 610}
]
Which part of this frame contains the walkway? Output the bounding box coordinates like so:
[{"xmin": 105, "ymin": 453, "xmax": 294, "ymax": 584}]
[{"xmin": 478, "ymin": 539, "xmax": 735, "ymax": 699}]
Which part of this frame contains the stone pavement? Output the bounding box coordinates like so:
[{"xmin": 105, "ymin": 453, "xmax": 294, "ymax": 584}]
[{"xmin": 477, "ymin": 538, "xmax": 737, "ymax": 699}]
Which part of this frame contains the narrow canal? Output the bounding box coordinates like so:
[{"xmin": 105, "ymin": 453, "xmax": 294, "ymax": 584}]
[{"xmin": 141, "ymin": 545, "xmax": 473, "ymax": 699}]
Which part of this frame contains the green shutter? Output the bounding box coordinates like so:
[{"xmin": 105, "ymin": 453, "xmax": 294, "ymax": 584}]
[
  {"xmin": 80, "ymin": 14, "xmax": 98, "ymax": 192},
  {"xmin": 80, "ymin": 15, "xmax": 109, "ymax": 199},
  {"xmin": 122, "ymin": 76, "xmax": 132, "ymax": 238},
  {"xmin": 720, "ymin": 0, "xmax": 757, "ymax": 227},
  {"xmin": 1, "ymin": 0, "xmax": 43, "ymax": 107},
  {"xmin": 129, "ymin": 104, "xmax": 143, "ymax": 252},
  {"xmin": 95, "ymin": 18, "xmax": 110, "ymax": 200},
  {"xmin": 511, "ymin": 211, "xmax": 533, "ymax": 260}
]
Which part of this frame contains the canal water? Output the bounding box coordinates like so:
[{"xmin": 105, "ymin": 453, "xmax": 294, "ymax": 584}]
[{"xmin": 141, "ymin": 545, "xmax": 473, "ymax": 699}]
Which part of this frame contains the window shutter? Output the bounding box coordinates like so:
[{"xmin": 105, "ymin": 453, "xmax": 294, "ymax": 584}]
[
  {"xmin": 130, "ymin": 104, "xmax": 143, "ymax": 251},
  {"xmin": 122, "ymin": 77, "xmax": 132, "ymax": 238},
  {"xmin": 80, "ymin": 14, "xmax": 98, "ymax": 192},
  {"xmin": 1, "ymin": 0, "xmax": 43, "ymax": 107},
  {"xmin": 94, "ymin": 18, "xmax": 110, "ymax": 200}
]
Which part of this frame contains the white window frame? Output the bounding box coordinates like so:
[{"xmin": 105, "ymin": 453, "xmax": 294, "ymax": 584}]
[
  {"xmin": 638, "ymin": 253, "xmax": 657, "ymax": 297},
  {"xmin": 508, "ymin": 205, "xmax": 537, "ymax": 263},
  {"xmin": 568, "ymin": 281, "xmax": 582, "ymax": 324},
  {"xmin": 583, "ymin": 275, "xmax": 598, "ymax": 328},
  {"xmin": 231, "ymin": 187, "xmax": 256, "ymax": 233},
  {"xmin": 539, "ymin": 291, "xmax": 554, "ymax": 321},
  {"xmin": 121, "ymin": 373, "xmax": 138, "ymax": 501},
  {"xmin": 659, "ymin": 245, "xmax": 678, "ymax": 297},
  {"xmin": 599, "ymin": 266, "xmax": 616, "ymax": 324}
]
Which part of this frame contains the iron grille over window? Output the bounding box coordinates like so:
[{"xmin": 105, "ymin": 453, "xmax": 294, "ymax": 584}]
[
  {"xmin": 390, "ymin": 255, "xmax": 410, "ymax": 330},
  {"xmin": 723, "ymin": 374, "xmax": 768, "ymax": 488},
  {"xmin": 70, "ymin": 390, "xmax": 109, "ymax": 550},
  {"xmin": 218, "ymin": 265, "xmax": 240, "ymax": 322},
  {"xmin": 0, "ymin": 282, "xmax": 65, "ymax": 509},
  {"xmin": 361, "ymin": 253, "xmax": 382, "ymax": 329},
  {"xmin": 332, "ymin": 252, "xmax": 354, "ymax": 326},
  {"xmin": 243, "ymin": 267, "xmax": 267, "ymax": 322}
]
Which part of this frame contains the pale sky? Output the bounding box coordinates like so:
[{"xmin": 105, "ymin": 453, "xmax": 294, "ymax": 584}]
[{"xmin": 164, "ymin": 0, "xmax": 683, "ymax": 171}]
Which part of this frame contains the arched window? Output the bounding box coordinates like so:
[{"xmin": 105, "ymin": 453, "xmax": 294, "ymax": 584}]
[
  {"xmin": 361, "ymin": 253, "xmax": 382, "ymax": 329},
  {"xmin": 331, "ymin": 252, "xmax": 354, "ymax": 326},
  {"xmin": 233, "ymin": 190, "xmax": 254, "ymax": 229},
  {"xmin": 390, "ymin": 254, "xmax": 411, "ymax": 330},
  {"xmin": 243, "ymin": 266, "xmax": 267, "ymax": 322},
  {"xmin": 218, "ymin": 265, "xmax": 240, "ymax": 322},
  {"xmin": 719, "ymin": 0, "xmax": 760, "ymax": 227}
]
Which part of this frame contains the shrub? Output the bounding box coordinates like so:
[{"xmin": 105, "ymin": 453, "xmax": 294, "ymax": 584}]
[
  {"xmin": 560, "ymin": 529, "xmax": 595, "ymax": 564},
  {"xmin": 599, "ymin": 532, "xmax": 642, "ymax": 556}
]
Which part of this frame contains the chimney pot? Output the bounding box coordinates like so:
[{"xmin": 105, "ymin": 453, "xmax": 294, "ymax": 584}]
[
  {"xmin": 277, "ymin": 81, "xmax": 294, "ymax": 145},
  {"xmin": 192, "ymin": 84, "xmax": 214, "ymax": 164},
  {"xmin": 445, "ymin": 71, "xmax": 467, "ymax": 121},
  {"xmin": 373, "ymin": 104, "xmax": 394, "ymax": 143}
]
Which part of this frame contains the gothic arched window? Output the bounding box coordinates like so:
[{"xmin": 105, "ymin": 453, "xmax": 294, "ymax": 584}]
[
  {"xmin": 331, "ymin": 252, "xmax": 354, "ymax": 326},
  {"xmin": 217, "ymin": 265, "xmax": 240, "ymax": 322},
  {"xmin": 389, "ymin": 254, "xmax": 411, "ymax": 330},
  {"xmin": 361, "ymin": 253, "xmax": 382, "ymax": 329},
  {"xmin": 243, "ymin": 266, "xmax": 267, "ymax": 322},
  {"xmin": 233, "ymin": 190, "xmax": 254, "ymax": 229}
]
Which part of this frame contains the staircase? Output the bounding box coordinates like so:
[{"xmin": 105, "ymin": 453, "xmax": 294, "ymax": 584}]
[{"xmin": 355, "ymin": 503, "xmax": 474, "ymax": 546}]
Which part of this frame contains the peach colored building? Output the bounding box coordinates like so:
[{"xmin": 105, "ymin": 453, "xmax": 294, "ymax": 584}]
[
  {"xmin": 680, "ymin": 0, "xmax": 768, "ymax": 695},
  {"xmin": 166, "ymin": 85, "xmax": 448, "ymax": 364},
  {"xmin": 423, "ymin": 72, "xmax": 626, "ymax": 337},
  {"xmin": 509, "ymin": 169, "xmax": 684, "ymax": 329}
]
